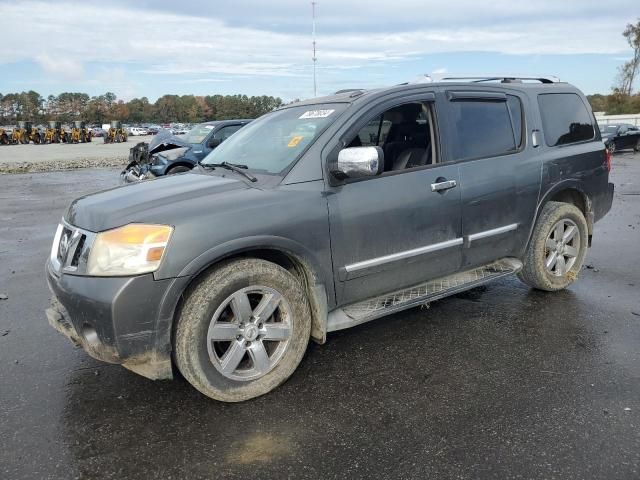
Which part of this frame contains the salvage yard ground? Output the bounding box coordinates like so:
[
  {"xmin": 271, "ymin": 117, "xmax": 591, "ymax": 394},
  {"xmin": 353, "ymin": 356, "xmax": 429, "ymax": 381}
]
[
  {"xmin": 0, "ymin": 135, "xmax": 154, "ymax": 174},
  {"xmin": 0, "ymin": 153, "xmax": 639, "ymax": 479}
]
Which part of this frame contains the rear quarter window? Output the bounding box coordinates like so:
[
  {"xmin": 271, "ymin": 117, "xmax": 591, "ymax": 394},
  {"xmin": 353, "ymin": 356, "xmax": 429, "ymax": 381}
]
[
  {"xmin": 449, "ymin": 100, "xmax": 516, "ymax": 161},
  {"xmin": 538, "ymin": 93, "xmax": 595, "ymax": 147}
]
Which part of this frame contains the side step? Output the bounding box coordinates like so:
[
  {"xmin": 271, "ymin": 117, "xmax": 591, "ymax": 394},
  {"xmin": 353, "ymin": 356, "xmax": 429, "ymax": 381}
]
[{"xmin": 327, "ymin": 258, "xmax": 522, "ymax": 332}]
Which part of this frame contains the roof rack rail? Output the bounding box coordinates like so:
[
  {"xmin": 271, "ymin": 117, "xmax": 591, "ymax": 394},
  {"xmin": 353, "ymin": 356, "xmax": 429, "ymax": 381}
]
[
  {"xmin": 414, "ymin": 74, "xmax": 561, "ymax": 84},
  {"xmin": 334, "ymin": 89, "xmax": 366, "ymax": 97}
]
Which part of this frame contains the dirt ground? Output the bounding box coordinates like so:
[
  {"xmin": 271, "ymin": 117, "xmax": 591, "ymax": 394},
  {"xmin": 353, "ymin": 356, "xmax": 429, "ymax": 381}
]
[{"xmin": 0, "ymin": 135, "xmax": 154, "ymax": 173}]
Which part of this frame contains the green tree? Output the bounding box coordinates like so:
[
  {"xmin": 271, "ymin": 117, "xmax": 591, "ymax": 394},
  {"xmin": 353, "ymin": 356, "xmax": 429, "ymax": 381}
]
[{"xmin": 615, "ymin": 19, "xmax": 640, "ymax": 95}]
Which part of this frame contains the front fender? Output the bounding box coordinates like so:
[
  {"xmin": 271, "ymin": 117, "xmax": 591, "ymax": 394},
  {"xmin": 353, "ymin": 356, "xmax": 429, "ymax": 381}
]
[
  {"xmin": 178, "ymin": 234, "xmax": 329, "ymax": 287},
  {"xmin": 156, "ymin": 235, "xmax": 331, "ymax": 347}
]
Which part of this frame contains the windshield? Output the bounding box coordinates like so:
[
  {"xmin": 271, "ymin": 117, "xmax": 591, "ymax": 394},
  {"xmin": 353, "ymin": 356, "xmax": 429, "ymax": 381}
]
[
  {"xmin": 201, "ymin": 103, "xmax": 347, "ymax": 174},
  {"xmin": 185, "ymin": 124, "xmax": 216, "ymax": 144},
  {"xmin": 601, "ymin": 125, "xmax": 618, "ymax": 134}
]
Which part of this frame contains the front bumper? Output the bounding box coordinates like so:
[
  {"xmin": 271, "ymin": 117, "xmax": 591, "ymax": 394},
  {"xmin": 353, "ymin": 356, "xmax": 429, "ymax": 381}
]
[{"xmin": 46, "ymin": 263, "xmax": 177, "ymax": 380}]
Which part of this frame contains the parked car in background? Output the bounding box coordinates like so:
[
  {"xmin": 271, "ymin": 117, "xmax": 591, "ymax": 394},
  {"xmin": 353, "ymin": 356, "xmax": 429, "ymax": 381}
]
[
  {"xmin": 121, "ymin": 119, "xmax": 251, "ymax": 182},
  {"xmin": 599, "ymin": 123, "xmax": 640, "ymax": 153},
  {"xmin": 48, "ymin": 75, "xmax": 613, "ymax": 402},
  {"xmin": 129, "ymin": 127, "xmax": 148, "ymax": 136},
  {"xmin": 91, "ymin": 127, "xmax": 105, "ymax": 138}
]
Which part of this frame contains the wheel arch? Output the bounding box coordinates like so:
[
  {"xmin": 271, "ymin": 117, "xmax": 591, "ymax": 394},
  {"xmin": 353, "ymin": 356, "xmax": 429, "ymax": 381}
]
[
  {"xmin": 526, "ymin": 181, "xmax": 593, "ymax": 251},
  {"xmin": 165, "ymin": 162, "xmax": 195, "ymax": 174},
  {"xmin": 160, "ymin": 237, "xmax": 330, "ymax": 357}
]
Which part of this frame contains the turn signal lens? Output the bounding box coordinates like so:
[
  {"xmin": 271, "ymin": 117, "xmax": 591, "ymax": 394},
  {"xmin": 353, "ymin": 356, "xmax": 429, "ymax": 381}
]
[{"xmin": 87, "ymin": 224, "xmax": 173, "ymax": 276}]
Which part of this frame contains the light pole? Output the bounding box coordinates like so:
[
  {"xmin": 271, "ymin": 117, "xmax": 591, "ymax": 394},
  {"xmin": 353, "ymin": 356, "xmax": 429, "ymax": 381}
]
[{"xmin": 312, "ymin": 1, "xmax": 317, "ymax": 97}]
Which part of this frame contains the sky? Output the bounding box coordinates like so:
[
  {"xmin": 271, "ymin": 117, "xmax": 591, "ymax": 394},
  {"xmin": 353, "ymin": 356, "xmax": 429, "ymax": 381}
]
[{"xmin": 0, "ymin": 0, "xmax": 637, "ymax": 102}]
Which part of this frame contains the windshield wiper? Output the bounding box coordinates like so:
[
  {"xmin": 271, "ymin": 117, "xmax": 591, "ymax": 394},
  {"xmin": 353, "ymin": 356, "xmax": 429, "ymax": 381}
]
[{"xmin": 199, "ymin": 161, "xmax": 257, "ymax": 182}]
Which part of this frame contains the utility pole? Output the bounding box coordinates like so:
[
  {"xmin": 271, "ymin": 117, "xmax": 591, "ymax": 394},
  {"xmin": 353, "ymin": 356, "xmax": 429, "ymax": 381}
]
[{"xmin": 312, "ymin": 1, "xmax": 317, "ymax": 97}]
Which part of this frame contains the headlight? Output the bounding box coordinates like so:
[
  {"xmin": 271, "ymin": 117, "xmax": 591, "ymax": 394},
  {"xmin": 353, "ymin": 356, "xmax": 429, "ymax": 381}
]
[{"xmin": 87, "ymin": 224, "xmax": 173, "ymax": 276}]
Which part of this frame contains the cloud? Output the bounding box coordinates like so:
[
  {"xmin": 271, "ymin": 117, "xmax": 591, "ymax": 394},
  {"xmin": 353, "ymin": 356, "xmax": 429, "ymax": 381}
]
[
  {"xmin": 0, "ymin": 0, "xmax": 635, "ymax": 98},
  {"xmin": 34, "ymin": 54, "xmax": 84, "ymax": 81},
  {"xmin": 1, "ymin": 2, "xmax": 631, "ymax": 69}
]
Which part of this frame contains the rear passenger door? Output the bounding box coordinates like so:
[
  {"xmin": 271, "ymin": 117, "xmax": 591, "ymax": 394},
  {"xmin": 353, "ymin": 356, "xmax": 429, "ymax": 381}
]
[{"xmin": 443, "ymin": 90, "xmax": 541, "ymax": 268}]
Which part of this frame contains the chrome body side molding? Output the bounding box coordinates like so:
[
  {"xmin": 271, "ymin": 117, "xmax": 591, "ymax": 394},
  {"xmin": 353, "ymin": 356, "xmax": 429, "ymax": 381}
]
[
  {"xmin": 343, "ymin": 237, "xmax": 463, "ymax": 276},
  {"xmin": 467, "ymin": 223, "xmax": 518, "ymax": 244}
]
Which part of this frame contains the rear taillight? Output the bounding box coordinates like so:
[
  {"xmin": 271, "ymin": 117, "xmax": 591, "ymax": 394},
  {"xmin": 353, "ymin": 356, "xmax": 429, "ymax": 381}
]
[{"xmin": 605, "ymin": 148, "xmax": 612, "ymax": 172}]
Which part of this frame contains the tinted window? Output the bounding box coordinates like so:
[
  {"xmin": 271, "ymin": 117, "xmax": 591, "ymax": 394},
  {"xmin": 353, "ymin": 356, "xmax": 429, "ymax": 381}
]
[
  {"xmin": 353, "ymin": 115, "xmax": 392, "ymax": 147},
  {"xmin": 213, "ymin": 124, "xmax": 242, "ymax": 142},
  {"xmin": 450, "ymin": 100, "xmax": 516, "ymax": 160},
  {"xmin": 538, "ymin": 93, "xmax": 594, "ymax": 146},
  {"xmin": 507, "ymin": 95, "xmax": 523, "ymax": 148}
]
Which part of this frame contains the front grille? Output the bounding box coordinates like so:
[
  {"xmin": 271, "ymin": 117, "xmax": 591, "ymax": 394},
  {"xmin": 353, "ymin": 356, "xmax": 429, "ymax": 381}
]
[{"xmin": 51, "ymin": 222, "xmax": 92, "ymax": 274}]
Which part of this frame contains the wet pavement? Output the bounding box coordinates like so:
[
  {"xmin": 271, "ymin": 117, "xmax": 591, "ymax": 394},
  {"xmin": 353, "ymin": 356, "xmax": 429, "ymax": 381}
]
[{"xmin": 1, "ymin": 154, "xmax": 639, "ymax": 479}]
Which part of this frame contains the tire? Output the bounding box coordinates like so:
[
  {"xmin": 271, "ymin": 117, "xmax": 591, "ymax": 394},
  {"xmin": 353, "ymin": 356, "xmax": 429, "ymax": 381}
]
[
  {"xmin": 175, "ymin": 258, "xmax": 311, "ymax": 402},
  {"xmin": 166, "ymin": 165, "xmax": 191, "ymax": 175},
  {"xmin": 518, "ymin": 201, "xmax": 589, "ymax": 291},
  {"xmin": 634, "ymin": 138, "xmax": 640, "ymax": 153},
  {"xmin": 608, "ymin": 142, "xmax": 616, "ymax": 154}
]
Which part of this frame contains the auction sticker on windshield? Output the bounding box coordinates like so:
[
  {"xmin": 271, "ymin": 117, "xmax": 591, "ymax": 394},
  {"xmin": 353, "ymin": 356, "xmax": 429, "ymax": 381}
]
[
  {"xmin": 299, "ymin": 109, "xmax": 335, "ymax": 119},
  {"xmin": 287, "ymin": 136, "xmax": 304, "ymax": 147}
]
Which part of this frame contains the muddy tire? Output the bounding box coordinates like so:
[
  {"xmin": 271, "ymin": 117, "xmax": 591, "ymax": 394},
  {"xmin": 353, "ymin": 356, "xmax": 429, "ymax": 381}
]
[
  {"xmin": 518, "ymin": 201, "xmax": 589, "ymax": 291},
  {"xmin": 175, "ymin": 258, "xmax": 311, "ymax": 402}
]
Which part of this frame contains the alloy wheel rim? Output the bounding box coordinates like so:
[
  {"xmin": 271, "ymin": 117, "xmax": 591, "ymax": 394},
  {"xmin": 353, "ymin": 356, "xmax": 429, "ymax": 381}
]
[
  {"xmin": 544, "ymin": 218, "xmax": 580, "ymax": 276},
  {"xmin": 206, "ymin": 286, "xmax": 292, "ymax": 381}
]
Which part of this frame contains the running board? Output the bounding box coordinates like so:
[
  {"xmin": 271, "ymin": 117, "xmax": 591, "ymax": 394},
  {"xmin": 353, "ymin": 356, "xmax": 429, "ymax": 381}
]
[{"xmin": 327, "ymin": 258, "xmax": 522, "ymax": 332}]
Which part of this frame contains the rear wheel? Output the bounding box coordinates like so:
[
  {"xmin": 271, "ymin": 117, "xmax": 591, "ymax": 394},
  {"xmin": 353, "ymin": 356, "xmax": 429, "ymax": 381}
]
[
  {"xmin": 175, "ymin": 258, "xmax": 311, "ymax": 402},
  {"xmin": 518, "ymin": 201, "xmax": 588, "ymax": 291}
]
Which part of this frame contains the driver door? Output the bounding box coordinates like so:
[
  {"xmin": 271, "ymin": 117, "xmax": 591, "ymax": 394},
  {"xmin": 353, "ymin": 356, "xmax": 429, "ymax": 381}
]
[{"xmin": 326, "ymin": 94, "xmax": 463, "ymax": 306}]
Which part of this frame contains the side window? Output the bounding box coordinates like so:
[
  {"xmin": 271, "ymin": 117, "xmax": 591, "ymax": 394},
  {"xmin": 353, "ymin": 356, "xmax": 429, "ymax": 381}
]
[
  {"xmin": 347, "ymin": 101, "xmax": 437, "ymax": 172},
  {"xmin": 507, "ymin": 95, "xmax": 523, "ymax": 148},
  {"xmin": 353, "ymin": 116, "xmax": 392, "ymax": 147},
  {"xmin": 538, "ymin": 93, "xmax": 595, "ymax": 147},
  {"xmin": 449, "ymin": 100, "xmax": 516, "ymax": 161},
  {"xmin": 214, "ymin": 125, "xmax": 242, "ymax": 143}
]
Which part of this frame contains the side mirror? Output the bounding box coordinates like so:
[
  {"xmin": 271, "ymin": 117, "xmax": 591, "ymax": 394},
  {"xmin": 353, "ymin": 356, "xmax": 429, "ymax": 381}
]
[
  {"xmin": 332, "ymin": 146, "xmax": 384, "ymax": 179},
  {"xmin": 208, "ymin": 137, "xmax": 222, "ymax": 148}
]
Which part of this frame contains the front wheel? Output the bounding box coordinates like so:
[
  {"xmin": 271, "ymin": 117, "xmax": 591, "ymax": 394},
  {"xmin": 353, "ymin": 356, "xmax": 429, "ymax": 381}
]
[
  {"xmin": 518, "ymin": 201, "xmax": 588, "ymax": 291},
  {"xmin": 166, "ymin": 165, "xmax": 191, "ymax": 175},
  {"xmin": 175, "ymin": 258, "xmax": 311, "ymax": 402},
  {"xmin": 634, "ymin": 138, "xmax": 640, "ymax": 152},
  {"xmin": 608, "ymin": 142, "xmax": 616, "ymax": 154}
]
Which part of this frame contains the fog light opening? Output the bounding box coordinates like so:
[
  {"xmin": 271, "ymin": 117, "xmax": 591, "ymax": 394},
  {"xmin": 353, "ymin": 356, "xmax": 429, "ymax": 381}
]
[{"xmin": 81, "ymin": 324, "xmax": 100, "ymax": 347}]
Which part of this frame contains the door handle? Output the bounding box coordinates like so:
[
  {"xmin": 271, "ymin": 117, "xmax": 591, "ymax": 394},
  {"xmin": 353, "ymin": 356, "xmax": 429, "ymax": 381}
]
[{"xmin": 431, "ymin": 179, "xmax": 457, "ymax": 192}]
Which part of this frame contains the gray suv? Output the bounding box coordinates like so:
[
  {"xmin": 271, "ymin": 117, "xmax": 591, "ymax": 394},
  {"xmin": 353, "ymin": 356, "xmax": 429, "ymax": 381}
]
[{"xmin": 46, "ymin": 75, "xmax": 614, "ymax": 402}]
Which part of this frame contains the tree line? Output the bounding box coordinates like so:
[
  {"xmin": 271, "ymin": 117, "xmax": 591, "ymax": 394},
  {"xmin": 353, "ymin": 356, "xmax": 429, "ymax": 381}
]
[{"xmin": 0, "ymin": 92, "xmax": 284, "ymax": 125}]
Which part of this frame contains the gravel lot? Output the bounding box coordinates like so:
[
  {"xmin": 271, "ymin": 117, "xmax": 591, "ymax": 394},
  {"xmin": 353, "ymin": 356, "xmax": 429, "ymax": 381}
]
[
  {"xmin": 0, "ymin": 152, "xmax": 639, "ymax": 479},
  {"xmin": 0, "ymin": 135, "xmax": 154, "ymax": 174}
]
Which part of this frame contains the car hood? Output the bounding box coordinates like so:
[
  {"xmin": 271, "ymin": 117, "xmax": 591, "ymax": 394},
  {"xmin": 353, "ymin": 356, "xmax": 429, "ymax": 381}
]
[
  {"xmin": 148, "ymin": 129, "xmax": 192, "ymax": 154},
  {"xmin": 65, "ymin": 171, "xmax": 249, "ymax": 232}
]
